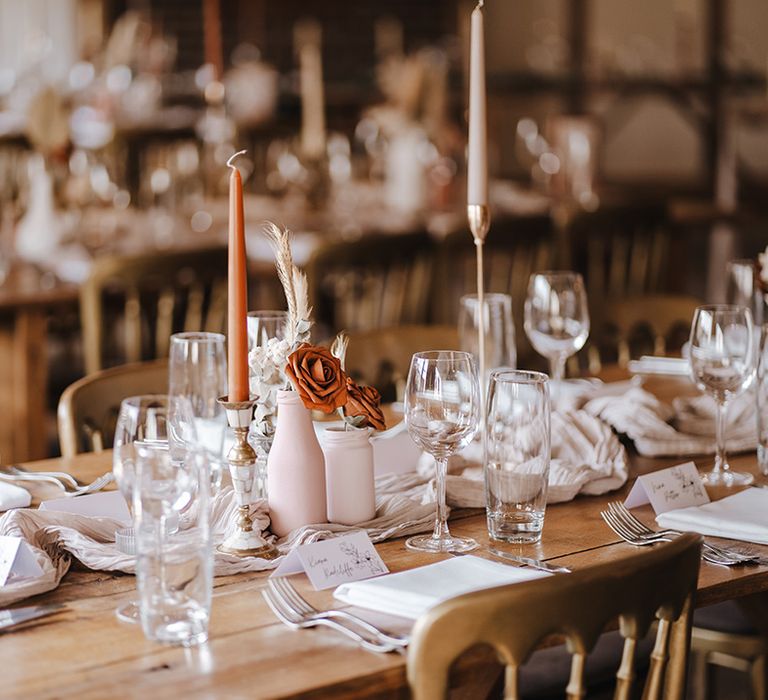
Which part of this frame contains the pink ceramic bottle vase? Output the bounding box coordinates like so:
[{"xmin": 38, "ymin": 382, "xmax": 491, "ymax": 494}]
[{"xmin": 267, "ymin": 390, "xmax": 328, "ymax": 537}]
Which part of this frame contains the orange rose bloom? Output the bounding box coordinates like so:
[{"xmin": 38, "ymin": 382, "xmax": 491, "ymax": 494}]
[
  {"xmin": 286, "ymin": 343, "xmax": 348, "ymax": 413},
  {"xmin": 344, "ymin": 377, "xmax": 386, "ymax": 431}
]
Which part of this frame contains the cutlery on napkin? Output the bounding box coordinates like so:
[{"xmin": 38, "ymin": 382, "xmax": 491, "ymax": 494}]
[
  {"xmin": 656, "ymin": 488, "xmax": 768, "ymax": 545},
  {"xmin": 333, "ymin": 555, "xmax": 549, "ymax": 620}
]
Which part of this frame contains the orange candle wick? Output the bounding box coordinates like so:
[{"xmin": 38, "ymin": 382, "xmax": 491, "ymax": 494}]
[{"xmin": 227, "ymin": 150, "xmax": 250, "ymax": 402}]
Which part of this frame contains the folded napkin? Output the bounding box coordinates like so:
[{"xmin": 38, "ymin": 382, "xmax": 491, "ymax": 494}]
[
  {"xmin": 418, "ymin": 409, "xmax": 628, "ymax": 507},
  {"xmin": 656, "ymin": 488, "xmax": 768, "ymax": 544},
  {"xmin": 585, "ymin": 387, "xmax": 756, "ymax": 457},
  {"xmin": 334, "ymin": 555, "xmax": 549, "ymax": 620},
  {"xmin": 0, "ymin": 482, "xmax": 31, "ymax": 511}
]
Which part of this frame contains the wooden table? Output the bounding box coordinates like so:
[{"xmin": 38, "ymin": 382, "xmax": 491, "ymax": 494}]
[{"xmin": 3, "ymin": 436, "xmax": 768, "ymax": 699}]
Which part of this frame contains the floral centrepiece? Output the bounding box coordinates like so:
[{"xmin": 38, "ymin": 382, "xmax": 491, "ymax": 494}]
[{"xmin": 286, "ymin": 343, "xmax": 348, "ymax": 412}]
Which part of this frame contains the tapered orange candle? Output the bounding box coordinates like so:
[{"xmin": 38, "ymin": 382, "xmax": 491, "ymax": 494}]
[{"xmin": 227, "ymin": 150, "xmax": 249, "ymax": 402}]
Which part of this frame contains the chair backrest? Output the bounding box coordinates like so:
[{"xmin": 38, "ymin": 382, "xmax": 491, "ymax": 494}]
[
  {"xmin": 306, "ymin": 230, "xmax": 435, "ymax": 335},
  {"xmin": 57, "ymin": 359, "xmax": 169, "ymax": 457},
  {"xmin": 80, "ymin": 247, "xmax": 228, "ymax": 374},
  {"xmin": 344, "ymin": 324, "xmax": 459, "ymax": 402},
  {"xmin": 593, "ymin": 294, "xmax": 701, "ymax": 367},
  {"xmin": 407, "ymin": 533, "xmax": 702, "ymax": 700}
]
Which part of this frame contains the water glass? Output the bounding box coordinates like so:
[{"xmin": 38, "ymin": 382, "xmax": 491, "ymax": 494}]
[
  {"xmin": 458, "ymin": 293, "xmax": 516, "ymax": 392},
  {"xmin": 404, "ymin": 351, "xmax": 480, "ymax": 553},
  {"xmin": 524, "ymin": 271, "xmax": 589, "ymax": 382},
  {"xmin": 169, "ymin": 332, "xmax": 227, "ymax": 493},
  {"xmin": 757, "ymin": 324, "xmax": 768, "ymax": 475},
  {"xmin": 726, "ymin": 259, "xmax": 764, "ymax": 326},
  {"xmin": 485, "ymin": 370, "xmax": 550, "ymax": 543},
  {"xmin": 134, "ymin": 441, "xmax": 212, "ymax": 647},
  {"xmin": 247, "ymin": 310, "xmax": 288, "ymax": 349},
  {"xmin": 689, "ymin": 304, "xmax": 755, "ymax": 487}
]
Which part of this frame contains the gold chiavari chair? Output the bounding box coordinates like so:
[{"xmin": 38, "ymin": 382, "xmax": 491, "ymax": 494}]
[
  {"xmin": 306, "ymin": 230, "xmax": 436, "ymax": 336},
  {"xmin": 57, "ymin": 359, "xmax": 168, "ymax": 458},
  {"xmin": 344, "ymin": 324, "xmax": 459, "ymax": 402},
  {"xmin": 80, "ymin": 247, "xmax": 228, "ymax": 374},
  {"xmin": 407, "ymin": 533, "xmax": 702, "ymax": 700}
]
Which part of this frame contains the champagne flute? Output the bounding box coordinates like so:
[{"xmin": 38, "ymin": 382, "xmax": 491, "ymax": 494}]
[
  {"xmin": 689, "ymin": 305, "xmax": 755, "ymax": 487},
  {"xmin": 524, "ymin": 271, "xmax": 589, "ymax": 383},
  {"xmin": 112, "ymin": 394, "xmax": 197, "ymax": 623},
  {"xmin": 404, "ymin": 351, "xmax": 480, "ymax": 553},
  {"xmin": 169, "ymin": 332, "xmax": 227, "ymax": 494}
]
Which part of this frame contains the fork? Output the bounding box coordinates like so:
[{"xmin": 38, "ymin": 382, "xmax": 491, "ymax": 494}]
[
  {"xmin": 0, "ymin": 468, "xmax": 114, "ymax": 497},
  {"xmin": 62, "ymin": 472, "xmax": 114, "ymax": 498},
  {"xmin": 1, "ymin": 465, "xmax": 79, "ymax": 488},
  {"xmin": 607, "ymin": 502, "xmax": 759, "ymax": 563},
  {"xmin": 269, "ymin": 576, "xmax": 409, "ymax": 649},
  {"xmin": 261, "ymin": 586, "xmax": 399, "ymax": 653},
  {"xmin": 601, "ymin": 509, "xmax": 748, "ymax": 566}
]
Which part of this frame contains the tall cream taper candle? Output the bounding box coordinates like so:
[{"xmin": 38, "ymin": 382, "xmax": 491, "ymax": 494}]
[{"xmin": 467, "ymin": 0, "xmax": 488, "ymax": 208}]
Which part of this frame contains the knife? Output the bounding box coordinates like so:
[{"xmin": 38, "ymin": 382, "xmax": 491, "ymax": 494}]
[
  {"xmin": 0, "ymin": 604, "xmax": 65, "ymax": 632},
  {"xmin": 488, "ymin": 547, "xmax": 572, "ymax": 574}
]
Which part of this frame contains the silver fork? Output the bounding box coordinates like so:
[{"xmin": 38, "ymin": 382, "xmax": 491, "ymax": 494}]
[
  {"xmin": 63, "ymin": 472, "xmax": 114, "ymax": 498},
  {"xmin": 270, "ymin": 576, "xmax": 409, "ymax": 649},
  {"xmin": 261, "ymin": 585, "xmax": 398, "ymax": 654},
  {"xmin": 600, "ymin": 509, "xmax": 745, "ymax": 566},
  {"xmin": 607, "ymin": 502, "xmax": 759, "ymax": 563}
]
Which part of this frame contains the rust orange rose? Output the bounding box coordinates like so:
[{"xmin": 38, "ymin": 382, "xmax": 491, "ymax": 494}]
[
  {"xmin": 344, "ymin": 378, "xmax": 386, "ymax": 431},
  {"xmin": 286, "ymin": 343, "xmax": 347, "ymax": 413}
]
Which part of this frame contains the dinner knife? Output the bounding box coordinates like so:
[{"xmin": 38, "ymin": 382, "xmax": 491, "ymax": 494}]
[
  {"xmin": 487, "ymin": 547, "xmax": 571, "ymax": 574},
  {"xmin": 0, "ymin": 604, "xmax": 65, "ymax": 632}
]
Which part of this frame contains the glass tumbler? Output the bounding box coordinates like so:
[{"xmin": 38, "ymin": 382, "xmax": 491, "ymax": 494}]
[
  {"xmin": 134, "ymin": 441, "xmax": 213, "ymax": 647},
  {"xmin": 485, "ymin": 370, "xmax": 551, "ymax": 544},
  {"xmin": 459, "ymin": 293, "xmax": 517, "ymax": 394}
]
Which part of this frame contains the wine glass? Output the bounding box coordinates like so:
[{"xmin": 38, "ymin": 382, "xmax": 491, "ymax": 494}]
[
  {"xmin": 689, "ymin": 305, "xmax": 755, "ymax": 487},
  {"xmin": 726, "ymin": 260, "xmax": 764, "ymax": 326},
  {"xmin": 112, "ymin": 394, "xmax": 197, "ymax": 623},
  {"xmin": 169, "ymin": 332, "xmax": 227, "ymax": 494},
  {"xmin": 458, "ymin": 293, "xmax": 516, "ymax": 393},
  {"xmin": 247, "ymin": 310, "xmax": 288, "ymax": 349},
  {"xmin": 404, "ymin": 351, "xmax": 480, "ymax": 553},
  {"xmin": 524, "ymin": 271, "xmax": 589, "ymax": 383}
]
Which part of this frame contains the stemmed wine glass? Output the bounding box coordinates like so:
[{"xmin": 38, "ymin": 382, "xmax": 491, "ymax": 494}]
[
  {"xmin": 524, "ymin": 271, "xmax": 590, "ymax": 383},
  {"xmin": 689, "ymin": 305, "xmax": 756, "ymax": 487},
  {"xmin": 112, "ymin": 394, "xmax": 197, "ymax": 623},
  {"xmin": 404, "ymin": 351, "xmax": 480, "ymax": 553}
]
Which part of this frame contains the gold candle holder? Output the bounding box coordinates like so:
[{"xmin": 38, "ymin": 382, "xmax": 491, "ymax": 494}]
[{"xmin": 217, "ymin": 396, "xmax": 278, "ymax": 558}]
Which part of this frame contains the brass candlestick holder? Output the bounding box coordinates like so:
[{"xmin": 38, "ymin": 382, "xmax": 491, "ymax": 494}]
[{"xmin": 217, "ymin": 396, "xmax": 278, "ymax": 558}]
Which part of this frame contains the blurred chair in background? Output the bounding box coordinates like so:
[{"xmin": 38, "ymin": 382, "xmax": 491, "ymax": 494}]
[
  {"xmin": 57, "ymin": 358, "xmax": 168, "ymax": 457},
  {"xmin": 80, "ymin": 247, "xmax": 229, "ymax": 373},
  {"xmin": 345, "ymin": 324, "xmax": 458, "ymax": 402}
]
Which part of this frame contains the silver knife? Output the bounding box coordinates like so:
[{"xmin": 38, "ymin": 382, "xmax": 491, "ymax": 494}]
[
  {"xmin": 0, "ymin": 604, "xmax": 65, "ymax": 632},
  {"xmin": 488, "ymin": 547, "xmax": 572, "ymax": 574}
]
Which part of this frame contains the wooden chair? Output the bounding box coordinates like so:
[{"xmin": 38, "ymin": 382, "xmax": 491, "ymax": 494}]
[
  {"xmin": 306, "ymin": 230, "xmax": 435, "ymax": 336},
  {"xmin": 344, "ymin": 324, "xmax": 459, "ymax": 402},
  {"xmin": 80, "ymin": 247, "xmax": 228, "ymax": 374},
  {"xmin": 57, "ymin": 359, "xmax": 168, "ymax": 457},
  {"xmin": 407, "ymin": 533, "xmax": 702, "ymax": 700}
]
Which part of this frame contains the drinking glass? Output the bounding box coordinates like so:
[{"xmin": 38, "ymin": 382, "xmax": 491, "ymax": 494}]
[
  {"xmin": 112, "ymin": 395, "xmax": 196, "ymax": 623},
  {"xmin": 134, "ymin": 440, "xmax": 212, "ymax": 647},
  {"xmin": 756, "ymin": 324, "xmax": 768, "ymax": 476},
  {"xmin": 458, "ymin": 293, "xmax": 516, "ymax": 393},
  {"xmin": 485, "ymin": 370, "xmax": 550, "ymax": 543},
  {"xmin": 689, "ymin": 305, "xmax": 755, "ymax": 487},
  {"xmin": 247, "ymin": 310, "xmax": 288, "ymax": 349},
  {"xmin": 726, "ymin": 259, "xmax": 764, "ymax": 326},
  {"xmin": 169, "ymin": 332, "xmax": 227, "ymax": 494},
  {"xmin": 524, "ymin": 271, "xmax": 589, "ymax": 382},
  {"xmin": 404, "ymin": 351, "xmax": 480, "ymax": 553}
]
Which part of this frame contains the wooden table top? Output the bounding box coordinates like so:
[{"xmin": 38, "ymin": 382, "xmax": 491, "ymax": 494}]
[{"xmin": 4, "ymin": 381, "xmax": 768, "ymax": 699}]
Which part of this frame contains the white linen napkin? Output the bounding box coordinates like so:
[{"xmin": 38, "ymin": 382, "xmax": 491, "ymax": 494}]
[
  {"xmin": 584, "ymin": 387, "xmax": 756, "ymax": 457},
  {"xmin": 418, "ymin": 409, "xmax": 629, "ymax": 507},
  {"xmin": 333, "ymin": 555, "xmax": 549, "ymax": 620},
  {"xmin": 656, "ymin": 488, "xmax": 768, "ymax": 544},
  {"xmin": 0, "ymin": 482, "xmax": 31, "ymax": 511}
]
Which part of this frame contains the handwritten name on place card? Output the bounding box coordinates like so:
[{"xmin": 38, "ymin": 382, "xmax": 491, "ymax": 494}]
[
  {"xmin": 625, "ymin": 461, "xmax": 710, "ymax": 515},
  {"xmin": 272, "ymin": 531, "xmax": 389, "ymax": 590}
]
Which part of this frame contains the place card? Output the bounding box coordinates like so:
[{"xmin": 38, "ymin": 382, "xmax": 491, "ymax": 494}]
[
  {"xmin": 272, "ymin": 531, "xmax": 389, "ymax": 590},
  {"xmin": 0, "ymin": 536, "xmax": 43, "ymax": 586},
  {"xmin": 625, "ymin": 461, "xmax": 710, "ymax": 515},
  {"xmin": 39, "ymin": 491, "xmax": 131, "ymax": 523}
]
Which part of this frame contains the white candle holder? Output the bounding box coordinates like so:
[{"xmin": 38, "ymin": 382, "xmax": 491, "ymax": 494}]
[{"xmin": 217, "ymin": 396, "xmax": 278, "ymax": 559}]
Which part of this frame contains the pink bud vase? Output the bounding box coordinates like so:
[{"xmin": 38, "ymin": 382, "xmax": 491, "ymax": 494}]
[{"xmin": 267, "ymin": 390, "xmax": 328, "ymax": 536}]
